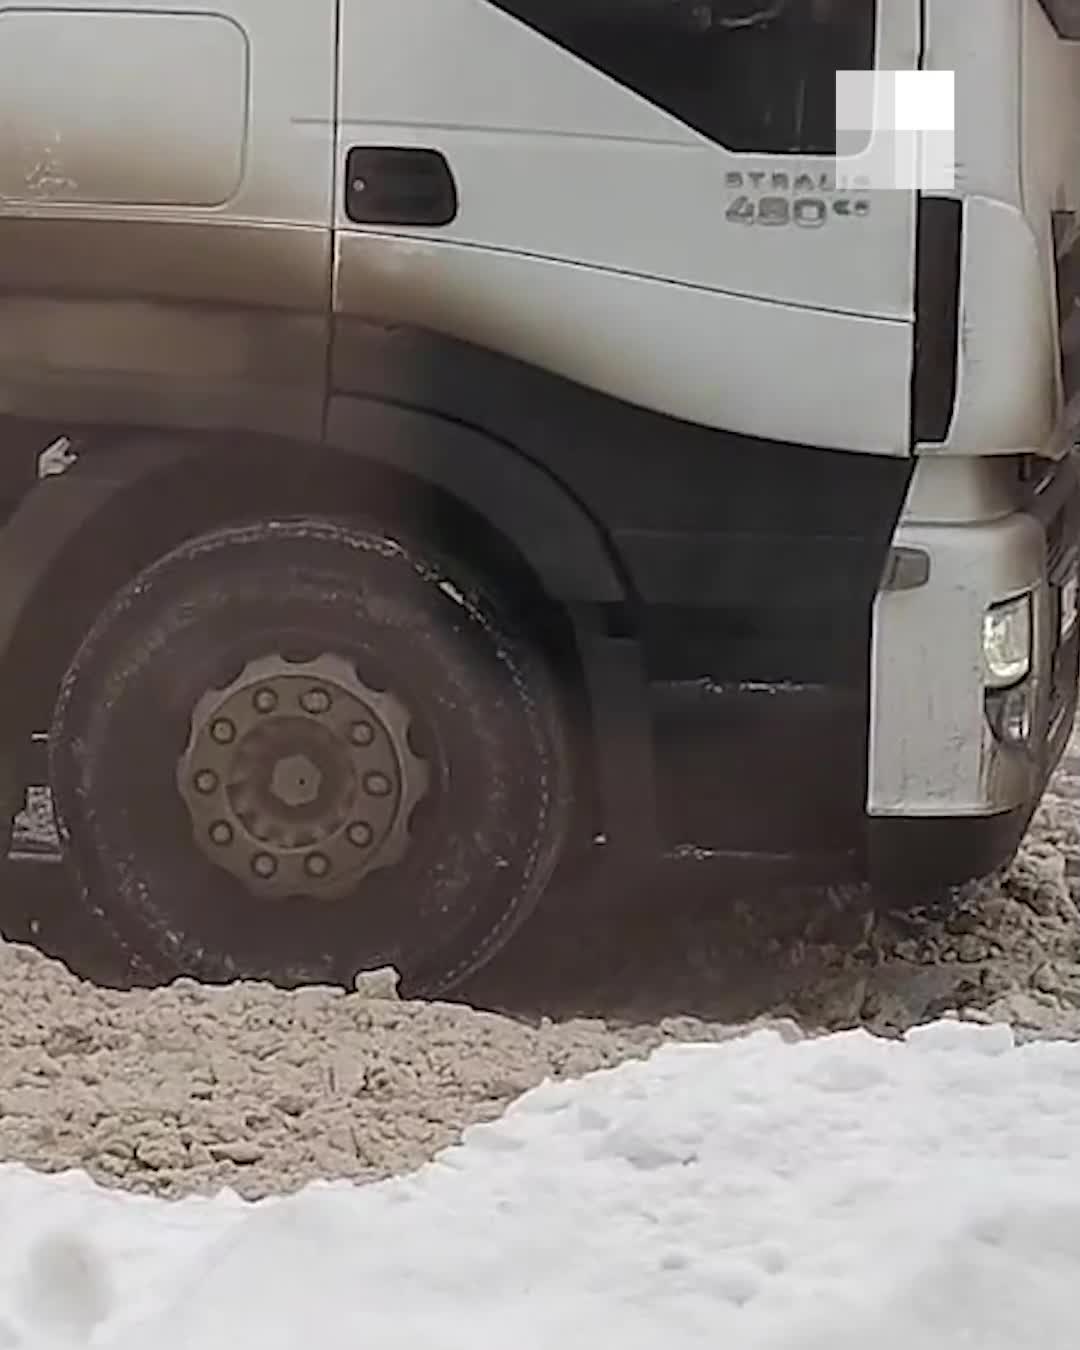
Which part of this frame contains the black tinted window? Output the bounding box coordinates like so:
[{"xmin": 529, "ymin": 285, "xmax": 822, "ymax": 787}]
[
  {"xmin": 1039, "ymin": 0, "xmax": 1080, "ymax": 37},
  {"xmin": 487, "ymin": 0, "xmax": 876, "ymax": 154}
]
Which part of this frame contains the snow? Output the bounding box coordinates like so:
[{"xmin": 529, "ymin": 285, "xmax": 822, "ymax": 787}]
[{"xmin": 3, "ymin": 1020, "xmax": 1080, "ymax": 1349}]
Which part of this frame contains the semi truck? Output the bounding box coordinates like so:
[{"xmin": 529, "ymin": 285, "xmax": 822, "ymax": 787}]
[{"xmin": 0, "ymin": 0, "xmax": 1077, "ymax": 993}]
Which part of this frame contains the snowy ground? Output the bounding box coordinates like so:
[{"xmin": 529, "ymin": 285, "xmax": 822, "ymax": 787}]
[
  {"xmin": 2, "ymin": 1019, "xmax": 1080, "ymax": 1349},
  {"xmin": 1, "ymin": 729, "xmax": 1080, "ymax": 1341},
  {"xmin": 0, "ymin": 726, "xmax": 1079, "ymax": 1200}
]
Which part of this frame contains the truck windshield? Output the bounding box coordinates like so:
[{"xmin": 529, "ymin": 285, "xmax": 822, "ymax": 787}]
[{"xmin": 487, "ymin": 0, "xmax": 876, "ymax": 153}]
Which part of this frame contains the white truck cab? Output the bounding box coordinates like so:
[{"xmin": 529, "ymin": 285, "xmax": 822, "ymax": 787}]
[{"xmin": 0, "ymin": 0, "xmax": 1076, "ymax": 991}]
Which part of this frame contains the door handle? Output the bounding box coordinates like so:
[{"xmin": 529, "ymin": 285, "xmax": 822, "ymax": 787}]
[{"xmin": 344, "ymin": 147, "xmax": 458, "ymax": 227}]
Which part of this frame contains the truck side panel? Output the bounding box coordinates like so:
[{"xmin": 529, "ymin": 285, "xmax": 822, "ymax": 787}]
[
  {"xmin": 0, "ymin": 0, "xmax": 336, "ymax": 440},
  {"xmin": 334, "ymin": 0, "xmax": 920, "ymax": 455}
]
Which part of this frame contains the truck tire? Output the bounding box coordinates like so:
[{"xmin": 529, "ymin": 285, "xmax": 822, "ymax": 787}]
[{"xmin": 47, "ymin": 518, "xmax": 574, "ymax": 994}]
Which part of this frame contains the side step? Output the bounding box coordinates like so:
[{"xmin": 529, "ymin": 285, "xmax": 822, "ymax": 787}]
[{"xmin": 8, "ymin": 739, "xmax": 61, "ymax": 864}]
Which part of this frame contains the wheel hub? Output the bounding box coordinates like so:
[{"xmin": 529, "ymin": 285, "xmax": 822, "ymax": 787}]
[
  {"xmin": 176, "ymin": 654, "xmax": 430, "ymax": 900},
  {"xmin": 269, "ymin": 752, "xmax": 322, "ymax": 809}
]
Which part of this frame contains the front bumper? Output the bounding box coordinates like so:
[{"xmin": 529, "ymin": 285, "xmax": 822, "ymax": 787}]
[{"xmin": 866, "ymin": 452, "xmax": 1080, "ymax": 888}]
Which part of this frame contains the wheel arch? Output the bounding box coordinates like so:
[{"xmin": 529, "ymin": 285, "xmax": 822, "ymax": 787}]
[
  {"xmin": 324, "ymin": 396, "xmax": 628, "ymax": 605},
  {"xmin": 0, "ymin": 408, "xmax": 629, "ymax": 751}
]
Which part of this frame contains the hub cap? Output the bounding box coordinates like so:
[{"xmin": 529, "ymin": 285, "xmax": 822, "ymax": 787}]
[{"xmin": 176, "ymin": 654, "xmax": 430, "ymax": 900}]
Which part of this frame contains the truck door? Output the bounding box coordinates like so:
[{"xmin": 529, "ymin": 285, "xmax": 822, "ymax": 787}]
[
  {"xmin": 334, "ymin": 0, "xmax": 922, "ymax": 455},
  {"xmin": 0, "ymin": 0, "xmax": 337, "ymax": 441}
]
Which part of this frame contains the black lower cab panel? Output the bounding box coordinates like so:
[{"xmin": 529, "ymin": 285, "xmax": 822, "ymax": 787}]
[
  {"xmin": 641, "ymin": 592, "xmax": 872, "ymax": 885},
  {"xmin": 650, "ymin": 677, "xmax": 866, "ymax": 884},
  {"xmin": 651, "ymin": 678, "xmax": 864, "ymax": 854},
  {"xmin": 649, "ymin": 677, "xmax": 1045, "ymax": 894}
]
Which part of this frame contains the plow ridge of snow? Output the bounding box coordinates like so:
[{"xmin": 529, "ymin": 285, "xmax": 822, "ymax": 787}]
[{"xmin": 1, "ymin": 1020, "xmax": 1080, "ymax": 1348}]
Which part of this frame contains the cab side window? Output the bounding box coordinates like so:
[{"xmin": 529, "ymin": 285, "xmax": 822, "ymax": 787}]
[{"xmin": 487, "ymin": 0, "xmax": 876, "ymax": 154}]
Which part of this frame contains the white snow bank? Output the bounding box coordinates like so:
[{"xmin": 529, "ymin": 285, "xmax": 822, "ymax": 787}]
[{"xmin": 3, "ymin": 1019, "xmax": 1080, "ymax": 1349}]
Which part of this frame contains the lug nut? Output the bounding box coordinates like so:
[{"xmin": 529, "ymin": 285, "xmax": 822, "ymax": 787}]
[
  {"xmin": 194, "ymin": 769, "xmax": 218, "ymax": 795},
  {"xmin": 350, "ymin": 720, "xmax": 375, "ymax": 747},
  {"xmin": 253, "ymin": 687, "xmax": 278, "ymax": 714},
  {"xmin": 347, "ymin": 821, "xmax": 374, "ymax": 849},
  {"xmin": 209, "ymin": 820, "xmax": 233, "ymax": 846},
  {"xmin": 251, "ymin": 852, "xmax": 278, "ymax": 879},
  {"xmin": 364, "ymin": 771, "xmax": 392, "ymax": 798},
  {"xmin": 300, "ymin": 687, "xmax": 331, "ymax": 715},
  {"xmin": 304, "ymin": 852, "xmax": 331, "ymax": 878},
  {"xmin": 211, "ymin": 718, "xmax": 236, "ymax": 745}
]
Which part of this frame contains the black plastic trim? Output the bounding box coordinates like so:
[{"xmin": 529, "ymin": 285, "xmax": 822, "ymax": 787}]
[
  {"xmin": 574, "ymin": 625, "xmax": 659, "ymax": 861},
  {"xmin": 324, "ymin": 396, "xmax": 625, "ymax": 604},
  {"xmin": 327, "ymin": 321, "xmax": 914, "ymax": 860},
  {"xmin": 345, "ymin": 147, "xmax": 458, "ymax": 227},
  {"xmin": 911, "ymin": 196, "xmax": 962, "ymax": 445},
  {"xmin": 330, "ymin": 320, "xmax": 913, "ymax": 687},
  {"xmin": 867, "ymin": 805, "xmax": 1033, "ymax": 894},
  {"xmin": 651, "ymin": 679, "xmax": 866, "ymax": 855}
]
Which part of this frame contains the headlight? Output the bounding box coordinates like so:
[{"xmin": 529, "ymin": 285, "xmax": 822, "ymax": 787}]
[{"xmin": 982, "ymin": 593, "xmax": 1032, "ymax": 689}]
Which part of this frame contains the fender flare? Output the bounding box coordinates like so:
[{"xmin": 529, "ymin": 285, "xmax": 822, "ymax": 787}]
[
  {"xmin": 324, "ymin": 396, "xmax": 626, "ymax": 605},
  {"xmin": 0, "ymin": 404, "xmax": 628, "ymax": 721},
  {"xmin": 0, "ymin": 437, "xmax": 192, "ymax": 728}
]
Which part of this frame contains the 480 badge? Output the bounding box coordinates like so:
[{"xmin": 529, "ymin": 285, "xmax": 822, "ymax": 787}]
[
  {"xmin": 725, "ymin": 195, "xmax": 871, "ymax": 228},
  {"xmin": 723, "ymin": 172, "xmax": 871, "ymax": 228}
]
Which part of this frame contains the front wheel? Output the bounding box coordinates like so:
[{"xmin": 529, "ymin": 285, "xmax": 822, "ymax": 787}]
[{"xmin": 48, "ymin": 518, "xmax": 575, "ymax": 995}]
